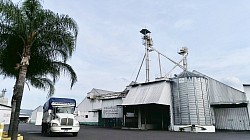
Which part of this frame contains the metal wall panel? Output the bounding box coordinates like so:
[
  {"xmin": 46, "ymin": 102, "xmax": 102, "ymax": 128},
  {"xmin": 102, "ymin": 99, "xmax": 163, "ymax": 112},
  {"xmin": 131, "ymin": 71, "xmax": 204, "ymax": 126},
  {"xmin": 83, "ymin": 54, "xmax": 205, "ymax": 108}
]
[{"xmin": 213, "ymin": 107, "xmax": 250, "ymax": 130}]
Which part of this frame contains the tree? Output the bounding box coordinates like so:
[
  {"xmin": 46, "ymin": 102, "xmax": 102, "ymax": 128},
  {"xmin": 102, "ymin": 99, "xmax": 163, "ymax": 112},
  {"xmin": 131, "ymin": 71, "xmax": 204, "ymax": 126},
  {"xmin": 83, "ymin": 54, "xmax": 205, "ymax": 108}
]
[{"xmin": 0, "ymin": 0, "xmax": 78, "ymax": 139}]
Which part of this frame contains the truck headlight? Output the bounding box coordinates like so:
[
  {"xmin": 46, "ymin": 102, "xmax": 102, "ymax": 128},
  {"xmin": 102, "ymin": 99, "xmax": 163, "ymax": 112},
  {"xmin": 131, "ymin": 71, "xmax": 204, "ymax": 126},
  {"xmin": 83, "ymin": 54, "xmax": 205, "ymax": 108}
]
[{"xmin": 52, "ymin": 123, "xmax": 58, "ymax": 126}]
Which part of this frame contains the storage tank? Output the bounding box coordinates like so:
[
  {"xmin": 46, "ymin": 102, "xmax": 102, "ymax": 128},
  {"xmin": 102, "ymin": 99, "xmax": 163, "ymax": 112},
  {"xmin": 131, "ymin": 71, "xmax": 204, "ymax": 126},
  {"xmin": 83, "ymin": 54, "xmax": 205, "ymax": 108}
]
[{"xmin": 171, "ymin": 71, "xmax": 212, "ymax": 125}]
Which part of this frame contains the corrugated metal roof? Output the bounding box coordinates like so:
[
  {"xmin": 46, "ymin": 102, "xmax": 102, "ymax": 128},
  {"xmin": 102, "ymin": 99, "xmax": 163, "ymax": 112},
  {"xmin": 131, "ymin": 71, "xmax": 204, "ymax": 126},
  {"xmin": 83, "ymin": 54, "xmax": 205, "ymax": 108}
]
[
  {"xmin": 193, "ymin": 70, "xmax": 247, "ymax": 104},
  {"xmin": 90, "ymin": 88, "xmax": 114, "ymax": 95},
  {"xmin": 122, "ymin": 80, "xmax": 172, "ymax": 105},
  {"xmin": 0, "ymin": 104, "xmax": 11, "ymax": 108}
]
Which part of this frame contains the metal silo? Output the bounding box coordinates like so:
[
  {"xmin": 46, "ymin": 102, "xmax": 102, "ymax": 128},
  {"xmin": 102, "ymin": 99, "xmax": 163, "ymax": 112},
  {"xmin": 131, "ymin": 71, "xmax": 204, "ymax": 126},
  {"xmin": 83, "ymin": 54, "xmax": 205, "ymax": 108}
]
[{"xmin": 171, "ymin": 71, "xmax": 212, "ymax": 126}]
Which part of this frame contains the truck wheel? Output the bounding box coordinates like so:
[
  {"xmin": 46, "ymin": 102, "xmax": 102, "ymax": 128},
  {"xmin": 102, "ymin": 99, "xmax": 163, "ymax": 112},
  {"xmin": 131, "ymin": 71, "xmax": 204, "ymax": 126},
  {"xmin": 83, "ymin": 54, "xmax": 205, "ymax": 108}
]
[
  {"xmin": 72, "ymin": 132, "xmax": 78, "ymax": 137},
  {"xmin": 41, "ymin": 123, "xmax": 47, "ymax": 134},
  {"xmin": 41, "ymin": 123, "xmax": 44, "ymax": 134},
  {"xmin": 46, "ymin": 125, "xmax": 53, "ymax": 136}
]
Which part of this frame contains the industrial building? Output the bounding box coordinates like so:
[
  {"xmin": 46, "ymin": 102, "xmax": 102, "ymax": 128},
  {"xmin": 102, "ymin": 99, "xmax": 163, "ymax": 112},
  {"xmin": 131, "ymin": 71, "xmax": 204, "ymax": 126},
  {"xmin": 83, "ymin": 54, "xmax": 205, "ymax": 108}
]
[
  {"xmin": 76, "ymin": 88, "xmax": 126, "ymax": 127},
  {"xmin": 75, "ymin": 29, "xmax": 250, "ymax": 132},
  {"xmin": 76, "ymin": 71, "xmax": 250, "ymax": 132}
]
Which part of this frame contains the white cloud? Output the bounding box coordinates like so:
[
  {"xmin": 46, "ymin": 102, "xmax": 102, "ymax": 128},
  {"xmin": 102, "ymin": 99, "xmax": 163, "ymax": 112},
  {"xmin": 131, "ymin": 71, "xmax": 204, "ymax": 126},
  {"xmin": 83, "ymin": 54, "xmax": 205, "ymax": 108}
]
[
  {"xmin": 4, "ymin": 0, "xmax": 250, "ymax": 109},
  {"xmin": 220, "ymin": 76, "xmax": 244, "ymax": 91}
]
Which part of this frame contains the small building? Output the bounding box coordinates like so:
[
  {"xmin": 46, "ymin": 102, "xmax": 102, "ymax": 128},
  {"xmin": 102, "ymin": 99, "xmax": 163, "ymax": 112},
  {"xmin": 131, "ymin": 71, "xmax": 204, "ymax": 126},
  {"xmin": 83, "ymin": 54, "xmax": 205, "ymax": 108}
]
[
  {"xmin": 0, "ymin": 104, "xmax": 11, "ymax": 124},
  {"xmin": 30, "ymin": 106, "xmax": 43, "ymax": 125},
  {"xmin": 76, "ymin": 88, "xmax": 126, "ymax": 127}
]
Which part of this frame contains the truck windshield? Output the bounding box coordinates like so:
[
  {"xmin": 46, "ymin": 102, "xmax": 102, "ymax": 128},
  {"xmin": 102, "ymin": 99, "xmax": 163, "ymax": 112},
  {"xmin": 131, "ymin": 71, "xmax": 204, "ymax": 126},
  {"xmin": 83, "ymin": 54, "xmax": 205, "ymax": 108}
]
[{"xmin": 54, "ymin": 107, "xmax": 74, "ymax": 114}]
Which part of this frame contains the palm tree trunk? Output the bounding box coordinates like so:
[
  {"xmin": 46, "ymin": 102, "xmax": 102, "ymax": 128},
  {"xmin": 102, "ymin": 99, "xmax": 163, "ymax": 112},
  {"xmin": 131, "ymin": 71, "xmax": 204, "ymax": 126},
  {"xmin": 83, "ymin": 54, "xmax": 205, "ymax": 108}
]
[
  {"xmin": 8, "ymin": 65, "xmax": 28, "ymax": 140},
  {"xmin": 8, "ymin": 94, "xmax": 16, "ymax": 136},
  {"xmin": 8, "ymin": 78, "xmax": 19, "ymax": 136}
]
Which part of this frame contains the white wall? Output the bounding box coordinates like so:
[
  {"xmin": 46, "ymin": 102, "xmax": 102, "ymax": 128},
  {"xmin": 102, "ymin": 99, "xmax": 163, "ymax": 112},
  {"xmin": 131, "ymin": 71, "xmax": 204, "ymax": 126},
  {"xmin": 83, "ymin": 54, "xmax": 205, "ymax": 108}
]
[
  {"xmin": 76, "ymin": 97, "xmax": 100, "ymax": 124},
  {"xmin": 30, "ymin": 106, "xmax": 43, "ymax": 124},
  {"xmin": 0, "ymin": 98, "xmax": 8, "ymax": 106},
  {"xmin": 102, "ymin": 98, "xmax": 123, "ymax": 118},
  {"xmin": 76, "ymin": 111, "xmax": 99, "ymax": 124},
  {"xmin": 0, "ymin": 105, "xmax": 11, "ymax": 124},
  {"xmin": 35, "ymin": 112, "xmax": 43, "ymax": 125}
]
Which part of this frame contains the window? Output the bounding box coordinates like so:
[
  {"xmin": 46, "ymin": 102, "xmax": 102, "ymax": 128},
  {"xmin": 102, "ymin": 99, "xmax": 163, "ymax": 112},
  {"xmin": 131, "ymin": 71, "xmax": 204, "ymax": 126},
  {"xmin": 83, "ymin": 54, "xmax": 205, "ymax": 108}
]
[{"xmin": 54, "ymin": 107, "xmax": 74, "ymax": 114}]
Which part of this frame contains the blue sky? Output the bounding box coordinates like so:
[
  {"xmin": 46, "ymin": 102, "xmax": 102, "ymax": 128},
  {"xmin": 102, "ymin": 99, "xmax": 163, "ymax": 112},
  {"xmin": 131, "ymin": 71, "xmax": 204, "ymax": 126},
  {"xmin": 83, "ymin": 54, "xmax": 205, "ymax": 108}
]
[{"xmin": 1, "ymin": 0, "xmax": 250, "ymax": 109}]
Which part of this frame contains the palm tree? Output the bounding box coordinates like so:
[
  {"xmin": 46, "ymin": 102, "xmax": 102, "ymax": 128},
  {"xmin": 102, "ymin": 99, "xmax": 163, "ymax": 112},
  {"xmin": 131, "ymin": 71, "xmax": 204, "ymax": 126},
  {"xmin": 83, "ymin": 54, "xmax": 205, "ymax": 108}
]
[{"xmin": 0, "ymin": 0, "xmax": 78, "ymax": 139}]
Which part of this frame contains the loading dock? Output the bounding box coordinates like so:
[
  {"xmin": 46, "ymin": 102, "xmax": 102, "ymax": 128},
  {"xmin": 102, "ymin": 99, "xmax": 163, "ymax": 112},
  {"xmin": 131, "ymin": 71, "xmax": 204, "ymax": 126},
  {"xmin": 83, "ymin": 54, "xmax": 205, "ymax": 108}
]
[{"xmin": 123, "ymin": 104, "xmax": 170, "ymax": 130}]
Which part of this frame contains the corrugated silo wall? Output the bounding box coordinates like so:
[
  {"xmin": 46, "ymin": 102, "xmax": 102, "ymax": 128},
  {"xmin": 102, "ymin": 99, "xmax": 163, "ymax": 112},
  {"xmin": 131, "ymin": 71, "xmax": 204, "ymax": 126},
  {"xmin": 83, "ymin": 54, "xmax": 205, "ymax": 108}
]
[{"xmin": 171, "ymin": 76, "xmax": 212, "ymax": 125}]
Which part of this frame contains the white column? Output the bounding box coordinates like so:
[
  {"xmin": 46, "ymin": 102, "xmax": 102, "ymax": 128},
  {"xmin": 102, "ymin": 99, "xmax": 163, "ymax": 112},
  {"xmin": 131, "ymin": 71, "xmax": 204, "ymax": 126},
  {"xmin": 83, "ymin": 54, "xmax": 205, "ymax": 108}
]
[
  {"xmin": 138, "ymin": 106, "xmax": 141, "ymax": 129},
  {"xmin": 243, "ymin": 84, "xmax": 250, "ymax": 120}
]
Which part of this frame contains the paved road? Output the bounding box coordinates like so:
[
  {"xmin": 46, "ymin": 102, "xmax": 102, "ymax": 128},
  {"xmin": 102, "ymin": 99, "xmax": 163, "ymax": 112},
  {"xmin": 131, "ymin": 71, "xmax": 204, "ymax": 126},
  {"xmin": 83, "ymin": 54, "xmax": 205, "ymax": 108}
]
[{"xmin": 4, "ymin": 124, "xmax": 250, "ymax": 140}]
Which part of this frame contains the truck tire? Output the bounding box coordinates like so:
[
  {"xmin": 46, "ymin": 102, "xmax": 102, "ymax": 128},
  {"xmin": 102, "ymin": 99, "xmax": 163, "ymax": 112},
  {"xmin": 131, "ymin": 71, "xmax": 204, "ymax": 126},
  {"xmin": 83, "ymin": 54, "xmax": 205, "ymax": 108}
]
[
  {"xmin": 41, "ymin": 123, "xmax": 47, "ymax": 134},
  {"xmin": 72, "ymin": 132, "xmax": 78, "ymax": 137},
  {"xmin": 41, "ymin": 123, "xmax": 45, "ymax": 134},
  {"xmin": 46, "ymin": 126, "xmax": 53, "ymax": 136}
]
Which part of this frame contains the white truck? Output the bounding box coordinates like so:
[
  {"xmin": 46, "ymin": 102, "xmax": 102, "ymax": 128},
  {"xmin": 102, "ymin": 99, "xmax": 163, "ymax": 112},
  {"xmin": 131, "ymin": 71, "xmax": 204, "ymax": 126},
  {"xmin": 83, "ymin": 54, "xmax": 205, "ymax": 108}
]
[{"xmin": 41, "ymin": 97, "xmax": 80, "ymax": 136}]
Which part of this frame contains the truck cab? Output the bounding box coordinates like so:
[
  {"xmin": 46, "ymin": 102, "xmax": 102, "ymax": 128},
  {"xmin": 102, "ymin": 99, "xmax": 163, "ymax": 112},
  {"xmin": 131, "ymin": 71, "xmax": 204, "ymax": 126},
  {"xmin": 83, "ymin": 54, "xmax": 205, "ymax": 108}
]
[{"xmin": 42, "ymin": 98, "xmax": 80, "ymax": 136}]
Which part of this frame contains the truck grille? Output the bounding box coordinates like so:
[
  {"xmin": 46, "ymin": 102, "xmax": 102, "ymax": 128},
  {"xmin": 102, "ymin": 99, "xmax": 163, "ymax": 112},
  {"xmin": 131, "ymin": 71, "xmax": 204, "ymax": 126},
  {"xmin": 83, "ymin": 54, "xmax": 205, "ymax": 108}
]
[{"xmin": 61, "ymin": 118, "xmax": 73, "ymax": 126}]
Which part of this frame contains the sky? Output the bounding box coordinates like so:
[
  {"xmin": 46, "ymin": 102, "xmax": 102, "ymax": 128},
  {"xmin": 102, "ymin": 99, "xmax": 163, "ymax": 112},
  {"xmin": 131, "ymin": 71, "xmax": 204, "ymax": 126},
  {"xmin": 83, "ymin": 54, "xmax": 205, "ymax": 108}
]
[{"xmin": 1, "ymin": 0, "xmax": 250, "ymax": 109}]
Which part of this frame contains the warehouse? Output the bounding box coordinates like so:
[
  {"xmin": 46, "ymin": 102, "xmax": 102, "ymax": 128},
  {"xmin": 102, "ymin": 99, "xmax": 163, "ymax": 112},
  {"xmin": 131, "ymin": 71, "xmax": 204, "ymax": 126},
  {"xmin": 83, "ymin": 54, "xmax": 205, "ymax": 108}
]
[
  {"xmin": 76, "ymin": 29, "xmax": 250, "ymax": 131},
  {"xmin": 201, "ymin": 72, "xmax": 250, "ymax": 131},
  {"xmin": 76, "ymin": 88, "xmax": 126, "ymax": 127},
  {"xmin": 76, "ymin": 70, "xmax": 250, "ymax": 132}
]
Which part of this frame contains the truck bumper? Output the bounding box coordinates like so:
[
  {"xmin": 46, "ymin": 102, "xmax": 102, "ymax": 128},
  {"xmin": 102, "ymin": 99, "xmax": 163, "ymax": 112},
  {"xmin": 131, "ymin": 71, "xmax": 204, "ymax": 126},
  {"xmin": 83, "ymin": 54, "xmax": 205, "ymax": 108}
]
[{"xmin": 50, "ymin": 126, "xmax": 80, "ymax": 133}]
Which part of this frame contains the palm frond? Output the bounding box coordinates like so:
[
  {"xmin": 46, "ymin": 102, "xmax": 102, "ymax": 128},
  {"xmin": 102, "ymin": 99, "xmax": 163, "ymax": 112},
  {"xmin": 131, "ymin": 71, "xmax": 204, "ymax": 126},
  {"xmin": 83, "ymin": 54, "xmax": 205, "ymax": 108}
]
[
  {"xmin": 1, "ymin": 0, "xmax": 78, "ymax": 94},
  {"xmin": 52, "ymin": 61, "xmax": 77, "ymax": 88},
  {"xmin": 29, "ymin": 77, "xmax": 55, "ymax": 97}
]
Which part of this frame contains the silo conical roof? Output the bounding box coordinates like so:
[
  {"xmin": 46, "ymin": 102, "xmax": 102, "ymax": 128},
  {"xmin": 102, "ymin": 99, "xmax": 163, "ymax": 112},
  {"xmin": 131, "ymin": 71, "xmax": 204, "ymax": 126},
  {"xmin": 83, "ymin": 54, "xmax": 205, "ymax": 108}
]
[{"xmin": 176, "ymin": 70, "xmax": 203, "ymax": 78}]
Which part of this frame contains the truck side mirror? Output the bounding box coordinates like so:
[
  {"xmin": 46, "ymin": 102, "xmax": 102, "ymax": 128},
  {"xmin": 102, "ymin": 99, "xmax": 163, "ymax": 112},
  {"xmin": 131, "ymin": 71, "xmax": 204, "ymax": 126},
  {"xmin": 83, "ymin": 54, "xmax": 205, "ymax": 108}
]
[{"xmin": 74, "ymin": 111, "xmax": 80, "ymax": 116}]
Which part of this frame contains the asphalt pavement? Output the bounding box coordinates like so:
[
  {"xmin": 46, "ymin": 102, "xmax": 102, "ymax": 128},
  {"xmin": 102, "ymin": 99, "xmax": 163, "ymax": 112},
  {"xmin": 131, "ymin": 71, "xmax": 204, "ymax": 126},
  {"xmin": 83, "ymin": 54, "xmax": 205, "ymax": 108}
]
[{"xmin": 4, "ymin": 124, "xmax": 250, "ymax": 140}]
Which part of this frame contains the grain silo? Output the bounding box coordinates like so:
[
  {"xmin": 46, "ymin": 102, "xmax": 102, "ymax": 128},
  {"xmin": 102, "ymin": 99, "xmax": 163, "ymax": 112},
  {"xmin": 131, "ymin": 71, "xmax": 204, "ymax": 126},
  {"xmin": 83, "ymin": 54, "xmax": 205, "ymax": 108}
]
[{"xmin": 171, "ymin": 71, "xmax": 214, "ymax": 132}]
